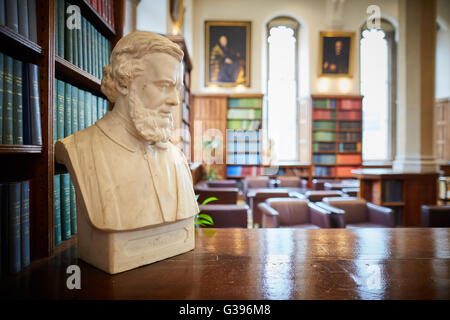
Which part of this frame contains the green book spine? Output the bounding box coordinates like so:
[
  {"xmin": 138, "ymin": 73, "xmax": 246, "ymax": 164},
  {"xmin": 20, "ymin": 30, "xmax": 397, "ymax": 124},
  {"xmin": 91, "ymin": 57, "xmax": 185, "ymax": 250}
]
[
  {"xmin": 56, "ymin": 80, "xmax": 65, "ymax": 139},
  {"xmin": 53, "ymin": 175, "xmax": 62, "ymax": 246},
  {"xmin": 87, "ymin": 21, "xmax": 93, "ymax": 75},
  {"xmin": 72, "ymin": 21, "xmax": 78, "ymax": 66},
  {"xmin": 58, "ymin": 0, "xmax": 65, "ymax": 58},
  {"xmin": 64, "ymin": 1, "xmax": 73, "ymax": 63},
  {"xmin": 92, "ymin": 94, "xmax": 97, "ymax": 123},
  {"xmin": 0, "ymin": 52, "xmax": 4, "ymax": 143},
  {"xmin": 8, "ymin": 182, "xmax": 21, "ymax": 274},
  {"xmin": 53, "ymin": 79, "xmax": 57, "ymax": 142},
  {"xmin": 54, "ymin": 0, "xmax": 59, "ymax": 55},
  {"xmin": 64, "ymin": 83, "xmax": 71, "ymax": 137},
  {"xmin": 60, "ymin": 174, "xmax": 71, "ymax": 241},
  {"xmin": 82, "ymin": 17, "xmax": 88, "ymax": 71},
  {"xmin": 29, "ymin": 64, "xmax": 42, "ymax": 145},
  {"xmin": 20, "ymin": 181, "xmax": 30, "ymax": 268},
  {"xmin": 71, "ymin": 86, "xmax": 78, "ymax": 134},
  {"xmin": 97, "ymin": 96, "xmax": 102, "ymax": 119},
  {"xmin": 85, "ymin": 91, "xmax": 92, "ymax": 126},
  {"xmin": 100, "ymin": 33, "xmax": 105, "ymax": 78},
  {"xmin": 2, "ymin": 55, "xmax": 13, "ymax": 144},
  {"xmin": 104, "ymin": 98, "xmax": 108, "ymax": 116},
  {"xmin": 70, "ymin": 180, "xmax": 77, "ymax": 235},
  {"xmin": 77, "ymin": 22, "xmax": 83, "ymax": 70},
  {"xmin": 78, "ymin": 88, "xmax": 85, "ymax": 130},
  {"xmin": 12, "ymin": 59, "xmax": 23, "ymax": 145},
  {"xmin": 93, "ymin": 28, "xmax": 99, "ymax": 78}
]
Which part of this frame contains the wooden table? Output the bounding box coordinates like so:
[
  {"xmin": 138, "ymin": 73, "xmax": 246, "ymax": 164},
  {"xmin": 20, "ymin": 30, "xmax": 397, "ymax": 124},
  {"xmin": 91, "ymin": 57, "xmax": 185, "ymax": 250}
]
[{"xmin": 1, "ymin": 228, "xmax": 449, "ymax": 299}]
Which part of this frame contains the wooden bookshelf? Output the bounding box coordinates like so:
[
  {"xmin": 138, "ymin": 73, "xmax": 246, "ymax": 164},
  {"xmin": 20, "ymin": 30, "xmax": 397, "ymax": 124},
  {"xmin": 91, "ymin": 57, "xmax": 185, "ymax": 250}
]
[
  {"xmin": 166, "ymin": 35, "xmax": 193, "ymax": 162},
  {"xmin": 0, "ymin": 0, "xmax": 124, "ymax": 279},
  {"xmin": 435, "ymin": 98, "xmax": 449, "ymax": 163},
  {"xmin": 311, "ymin": 94, "xmax": 363, "ymax": 180}
]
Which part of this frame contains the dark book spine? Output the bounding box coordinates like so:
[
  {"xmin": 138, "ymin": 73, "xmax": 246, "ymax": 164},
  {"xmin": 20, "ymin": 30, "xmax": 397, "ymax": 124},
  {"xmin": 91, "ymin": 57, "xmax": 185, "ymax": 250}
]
[
  {"xmin": 56, "ymin": 80, "xmax": 65, "ymax": 139},
  {"xmin": 72, "ymin": 19, "xmax": 78, "ymax": 66},
  {"xmin": 2, "ymin": 55, "xmax": 14, "ymax": 144},
  {"xmin": 0, "ymin": 52, "xmax": 4, "ymax": 143},
  {"xmin": 8, "ymin": 182, "xmax": 21, "ymax": 274},
  {"xmin": 0, "ymin": 0, "xmax": 5, "ymax": 25},
  {"xmin": 70, "ymin": 180, "xmax": 76, "ymax": 235},
  {"xmin": 5, "ymin": 0, "xmax": 18, "ymax": 33},
  {"xmin": 77, "ymin": 22, "xmax": 82, "ymax": 70},
  {"xmin": 53, "ymin": 79, "xmax": 57, "ymax": 142},
  {"xmin": 85, "ymin": 91, "xmax": 92, "ymax": 126},
  {"xmin": 22, "ymin": 63, "xmax": 32, "ymax": 145},
  {"xmin": 28, "ymin": 0, "xmax": 37, "ymax": 42},
  {"xmin": 82, "ymin": 17, "xmax": 88, "ymax": 71},
  {"xmin": 12, "ymin": 59, "xmax": 23, "ymax": 145},
  {"xmin": 71, "ymin": 85, "xmax": 78, "ymax": 134},
  {"xmin": 1, "ymin": 184, "xmax": 9, "ymax": 277},
  {"xmin": 20, "ymin": 181, "xmax": 30, "ymax": 268},
  {"xmin": 53, "ymin": 175, "xmax": 62, "ymax": 246},
  {"xmin": 64, "ymin": 82, "xmax": 71, "ymax": 137},
  {"xmin": 17, "ymin": 0, "xmax": 29, "ymax": 39},
  {"xmin": 57, "ymin": 0, "xmax": 65, "ymax": 58},
  {"xmin": 0, "ymin": 184, "xmax": 2, "ymax": 277},
  {"xmin": 29, "ymin": 64, "xmax": 42, "ymax": 145},
  {"xmin": 64, "ymin": 1, "xmax": 73, "ymax": 63},
  {"xmin": 54, "ymin": 0, "xmax": 59, "ymax": 55},
  {"xmin": 60, "ymin": 174, "xmax": 71, "ymax": 241},
  {"xmin": 78, "ymin": 88, "xmax": 85, "ymax": 130}
]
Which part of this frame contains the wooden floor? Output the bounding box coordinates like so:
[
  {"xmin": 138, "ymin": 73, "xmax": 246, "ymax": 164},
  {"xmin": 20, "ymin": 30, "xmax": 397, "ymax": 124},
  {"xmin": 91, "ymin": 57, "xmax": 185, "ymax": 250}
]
[{"xmin": 1, "ymin": 228, "xmax": 449, "ymax": 299}]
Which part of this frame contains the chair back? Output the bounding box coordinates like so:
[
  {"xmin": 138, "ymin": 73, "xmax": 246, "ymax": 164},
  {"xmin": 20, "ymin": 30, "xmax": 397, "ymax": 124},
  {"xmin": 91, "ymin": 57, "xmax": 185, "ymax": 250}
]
[
  {"xmin": 277, "ymin": 176, "xmax": 301, "ymax": 188},
  {"xmin": 266, "ymin": 198, "xmax": 310, "ymax": 226},
  {"xmin": 194, "ymin": 187, "xmax": 239, "ymax": 204},
  {"xmin": 245, "ymin": 176, "xmax": 270, "ymax": 189},
  {"xmin": 207, "ymin": 179, "xmax": 238, "ymax": 188},
  {"xmin": 421, "ymin": 205, "xmax": 450, "ymax": 227},
  {"xmin": 200, "ymin": 204, "xmax": 248, "ymax": 228},
  {"xmin": 304, "ymin": 190, "xmax": 344, "ymax": 202},
  {"xmin": 323, "ymin": 197, "xmax": 368, "ymax": 224}
]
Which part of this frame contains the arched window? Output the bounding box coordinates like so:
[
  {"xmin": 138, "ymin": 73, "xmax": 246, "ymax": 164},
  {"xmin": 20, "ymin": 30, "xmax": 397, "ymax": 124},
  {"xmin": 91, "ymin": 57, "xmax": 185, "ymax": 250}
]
[
  {"xmin": 360, "ymin": 19, "xmax": 396, "ymax": 162},
  {"xmin": 266, "ymin": 17, "xmax": 300, "ymax": 161}
]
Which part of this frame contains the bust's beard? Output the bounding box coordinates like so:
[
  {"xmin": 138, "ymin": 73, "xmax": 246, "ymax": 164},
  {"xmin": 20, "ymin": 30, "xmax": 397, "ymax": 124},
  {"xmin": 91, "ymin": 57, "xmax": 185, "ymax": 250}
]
[{"xmin": 128, "ymin": 89, "xmax": 174, "ymax": 144}]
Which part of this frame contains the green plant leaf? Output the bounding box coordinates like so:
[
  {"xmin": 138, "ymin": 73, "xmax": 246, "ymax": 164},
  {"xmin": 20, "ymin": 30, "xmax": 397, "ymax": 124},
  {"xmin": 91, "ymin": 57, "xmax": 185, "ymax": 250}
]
[
  {"xmin": 201, "ymin": 197, "xmax": 218, "ymax": 206},
  {"xmin": 197, "ymin": 214, "xmax": 213, "ymax": 224}
]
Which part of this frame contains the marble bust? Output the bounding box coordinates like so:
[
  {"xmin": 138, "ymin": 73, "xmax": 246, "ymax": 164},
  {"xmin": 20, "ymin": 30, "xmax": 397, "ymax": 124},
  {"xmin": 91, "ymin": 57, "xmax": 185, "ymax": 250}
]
[{"xmin": 55, "ymin": 31, "xmax": 199, "ymax": 274}]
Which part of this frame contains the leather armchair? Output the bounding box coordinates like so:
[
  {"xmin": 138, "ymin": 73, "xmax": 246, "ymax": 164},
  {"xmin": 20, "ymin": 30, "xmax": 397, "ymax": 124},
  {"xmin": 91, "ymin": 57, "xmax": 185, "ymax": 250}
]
[
  {"xmin": 200, "ymin": 204, "xmax": 249, "ymax": 228},
  {"xmin": 318, "ymin": 197, "xmax": 395, "ymax": 228},
  {"xmin": 421, "ymin": 205, "xmax": 450, "ymax": 227},
  {"xmin": 194, "ymin": 186, "xmax": 239, "ymax": 204},
  {"xmin": 243, "ymin": 176, "xmax": 271, "ymax": 200},
  {"xmin": 277, "ymin": 176, "xmax": 301, "ymax": 187},
  {"xmin": 258, "ymin": 198, "xmax": 332, "ymax": 228},
  {"xmin": 207, "ymin": 179, "xmax": 238, "ymax": 188},
  {"xmin": 304, "ymin": 190, "xmax": 346, "ymax": 202}
]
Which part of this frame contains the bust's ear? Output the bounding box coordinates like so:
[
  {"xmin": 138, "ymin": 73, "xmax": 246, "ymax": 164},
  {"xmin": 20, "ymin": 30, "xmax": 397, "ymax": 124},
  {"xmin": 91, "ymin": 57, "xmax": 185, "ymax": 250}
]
[{"xmin": 115, "ymin": 77, "xmax": 129, "ymax": 96}]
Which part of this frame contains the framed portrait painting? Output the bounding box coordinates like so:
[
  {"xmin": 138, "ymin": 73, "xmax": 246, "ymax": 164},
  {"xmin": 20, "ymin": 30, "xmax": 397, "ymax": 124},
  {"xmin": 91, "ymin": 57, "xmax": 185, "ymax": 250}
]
[
  {"xmin": 205, "ymin": 21, "xmax": 251, "ymax": 87},
  {"xmin": 318, "ymin": 31, "xmax": 355, "ymax": 77}
]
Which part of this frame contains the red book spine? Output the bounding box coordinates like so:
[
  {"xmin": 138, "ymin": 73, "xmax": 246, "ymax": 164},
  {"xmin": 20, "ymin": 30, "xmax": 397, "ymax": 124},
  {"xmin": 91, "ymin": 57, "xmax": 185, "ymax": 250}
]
[
  {"xmin": 105, "ymin": 0, "xmax": 110, "ymax": 25},
  {"xmin": 110, "ymin": 0, "xmax": 115, "ymax": 28}
]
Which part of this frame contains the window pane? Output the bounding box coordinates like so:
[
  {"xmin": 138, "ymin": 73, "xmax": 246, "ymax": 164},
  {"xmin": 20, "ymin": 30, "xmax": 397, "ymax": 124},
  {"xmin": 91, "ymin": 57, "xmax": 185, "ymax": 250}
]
[
  {"xmin": 267, "ymin": 26, "xmax": 298, "ymax": 161},
  {"xmin": 360, "ymin": 29, "xmax": 389, "ymax": 161}
]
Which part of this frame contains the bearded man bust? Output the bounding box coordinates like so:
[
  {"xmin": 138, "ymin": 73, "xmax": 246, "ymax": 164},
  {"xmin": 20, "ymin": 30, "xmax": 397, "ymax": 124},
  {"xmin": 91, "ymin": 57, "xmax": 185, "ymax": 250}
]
[{"xmin": 55, "ymin": 31, "xmax": 199, "ymax": 274}]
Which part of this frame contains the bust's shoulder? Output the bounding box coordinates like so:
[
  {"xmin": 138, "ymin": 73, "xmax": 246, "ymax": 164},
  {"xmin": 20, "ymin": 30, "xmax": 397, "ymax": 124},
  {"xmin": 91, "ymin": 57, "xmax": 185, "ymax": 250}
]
[{"xmin": 56, "ymin": 124, "xmax": 102, "ymax": 151}]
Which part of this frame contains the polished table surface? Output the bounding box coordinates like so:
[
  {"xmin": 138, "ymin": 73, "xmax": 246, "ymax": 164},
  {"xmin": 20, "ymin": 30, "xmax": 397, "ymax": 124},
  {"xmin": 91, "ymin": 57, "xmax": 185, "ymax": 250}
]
[{"xmin": 1, "ymin": 228, "xmax": 449, "ymax": 299}]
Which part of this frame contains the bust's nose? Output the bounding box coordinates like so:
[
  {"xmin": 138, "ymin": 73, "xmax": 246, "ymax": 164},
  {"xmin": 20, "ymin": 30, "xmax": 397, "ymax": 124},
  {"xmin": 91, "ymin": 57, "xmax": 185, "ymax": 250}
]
[{"xmin": 166, "ymin": 87, "xmax": 179, "ymax": 107}]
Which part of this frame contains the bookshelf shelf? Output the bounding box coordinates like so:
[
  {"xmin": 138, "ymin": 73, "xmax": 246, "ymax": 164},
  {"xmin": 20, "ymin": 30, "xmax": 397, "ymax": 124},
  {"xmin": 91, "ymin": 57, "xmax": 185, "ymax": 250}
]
[
  {"xmin": 73, "ymin": 0, "xmax": 116, "ymax": 39},
  {"xmin": 55, "ymin": 55, "xmax": 104, "ymax": 95},
  {"xmin": 0, "ymin": 25, "xmax": 43, "ymax": 60},
  {"xmin": 0, "ymin": 145, "xmax": 43, "ymax": 154}
]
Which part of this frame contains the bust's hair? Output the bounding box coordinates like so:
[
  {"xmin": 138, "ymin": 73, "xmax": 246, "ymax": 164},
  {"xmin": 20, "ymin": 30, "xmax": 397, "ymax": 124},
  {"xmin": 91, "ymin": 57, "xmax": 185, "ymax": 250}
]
[{"xmin": 101, "ymin": 31, "xmax": 184, "ymax": 102}]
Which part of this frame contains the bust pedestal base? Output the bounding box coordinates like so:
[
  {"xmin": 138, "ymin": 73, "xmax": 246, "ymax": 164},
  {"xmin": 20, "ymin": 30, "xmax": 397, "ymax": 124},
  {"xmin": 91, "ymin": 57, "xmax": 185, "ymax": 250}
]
[{"xmin": 77, "ymin": 208, "xmax": 195, "ymax": 274}]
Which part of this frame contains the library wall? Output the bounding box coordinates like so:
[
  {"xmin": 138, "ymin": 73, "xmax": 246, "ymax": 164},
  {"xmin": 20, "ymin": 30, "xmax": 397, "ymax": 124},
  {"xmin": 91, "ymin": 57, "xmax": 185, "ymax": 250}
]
[
  {"xmin": 435, "ymin": 0, "xmax": 450, "ymax": 100},
  {"xmin": 191, "ymin": 0, "xmax": 398, "ymax": 95}
]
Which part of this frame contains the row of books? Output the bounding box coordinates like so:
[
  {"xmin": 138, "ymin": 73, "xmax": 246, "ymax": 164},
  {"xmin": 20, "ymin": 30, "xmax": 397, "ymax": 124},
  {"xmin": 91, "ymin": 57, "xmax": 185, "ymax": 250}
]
[
  {"xmin": 0, "ymin": 0, "xmax": 37, "ymax": 43},
  {"xmin": 313, "ymin": 110, "xmax": 335, "ymax": 120},
  {"xmin": 313, "ymin": 142, "xmax": 335, "ymax": 152},
  {"xmin": 313, "ymin": 131, "xmax": 335, "ymax": 142},
  {"xmin": 182, "ymin": 102, "xmax": 190, "ymax": 123},
  {"xmin": 339, "ymin": 121, "xmax": 361, "ymax": 129},
  {"xmin": 336, "ymin": 111, "xmax": 361, "ymax": 120},
  {"xmin": 314, "ymin": 166, "xmax": 335, "ymax": 177},
  {"xmin": 382, "ymin": 180, "xmax": 403, "ymax": 202},
  {"xmin": 338, "ymin": 132, "xmax": 361, "ymax": 141},
  {"xmin": 54, "ymin": 79, "xmax": 109, "ymax": 141},
  {"xmin": 336, "ymin": 154, "xmax": 361, "ymax": 164},
  {"xmin": 227, "ymin": 165, "xmax": 264, "ymax": 177},
  {"xmin": 227, "ymin": 141, "xmax": 260, "ymax": 153},
  {"xmin": 55, "ymin": 0, "xmax": 111, "ymax": 79},
  {"xmin": 339, "ymin": 142, "xmax": 361, "ymax": 152},
  {"xmin": 276, "ymin": 168, "xmax": 309, "ymax": 177},
  {"xmin": 228, "ymin": 98, "xmax": 262, "ymax": 109},
  {"xmin": 336, "ymin": 166, "xmax": 360, "ymax": 177},
  {"xmin": 227, "ymin": 129, "xmax": 260, "ymax": 141},
  {"xmin": 226, "ymin": 153, "xmax": 261, "ymax": 165},
  {"xmin": 227, "ymin": 108, "xmax": 261, "ymax": 120},
  {"xmin": 0, "ymin": 180, "xmax": 30, "ymax": 276},
  {"xmin": 313, "ymin": 120, "xmax": 335, "ymax": 130},
  {"xmin": 87, "ymin": 0, "xmax": 115, "ymax": 28},
  {"xmin": 313, "ymin": 99, "xmax": 361, "ymax": 110},
  {"xmin": 53, "ymin": 174, "xmax": 76, "ymax": 246},
  {"xmin": 0, "ymin": 53, "xmax": 42, "ymax": 145},
  {"xmin": 313, "ymin": 154, "xmax": 336, "ymax": 164},
  {"xmin": 227, "ymin": 120, "xmax": 261, "ymax": 130}
]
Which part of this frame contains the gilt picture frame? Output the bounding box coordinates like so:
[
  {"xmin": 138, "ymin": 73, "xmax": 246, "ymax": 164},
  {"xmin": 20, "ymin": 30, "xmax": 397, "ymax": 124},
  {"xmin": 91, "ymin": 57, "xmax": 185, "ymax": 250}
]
[{"xmin": 318, "ymin": 31, "xmax": 355, "ymax": 77}]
